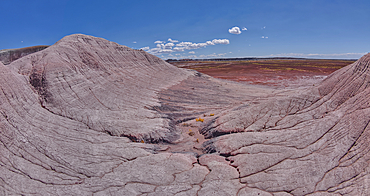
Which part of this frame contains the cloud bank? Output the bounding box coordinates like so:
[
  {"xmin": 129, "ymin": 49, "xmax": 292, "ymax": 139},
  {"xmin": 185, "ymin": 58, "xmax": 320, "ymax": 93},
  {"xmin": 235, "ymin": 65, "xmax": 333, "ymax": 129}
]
[{"xmin": 141, "ymin": 38, "xmax": 230, "ymax": 55}]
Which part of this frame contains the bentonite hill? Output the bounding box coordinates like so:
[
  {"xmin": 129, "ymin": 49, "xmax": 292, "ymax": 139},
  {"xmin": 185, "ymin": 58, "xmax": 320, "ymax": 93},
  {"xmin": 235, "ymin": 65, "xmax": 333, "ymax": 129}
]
[{"xmin": 1, "ymin": 34, "xmax": 370, "ymax": 195}]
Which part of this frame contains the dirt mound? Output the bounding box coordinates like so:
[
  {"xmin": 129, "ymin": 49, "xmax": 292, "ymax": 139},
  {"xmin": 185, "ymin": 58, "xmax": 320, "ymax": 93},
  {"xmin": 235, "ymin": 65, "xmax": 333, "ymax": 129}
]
[
  {"xmin": 0, "ymin": 34, "xmax": 369, "ymax": 195},
  {"xmin": 9, "ymin": 34, "xmax": 192, "ymax": 143}
]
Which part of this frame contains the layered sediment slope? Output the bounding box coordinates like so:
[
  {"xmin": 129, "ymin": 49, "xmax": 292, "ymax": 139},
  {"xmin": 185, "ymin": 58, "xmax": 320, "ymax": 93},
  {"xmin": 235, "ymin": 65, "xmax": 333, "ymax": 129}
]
[
  {"xmin": 0, "ymin": 45, "xmax": 49, "ymax": 65},
  {"xmin": 9, "ymin": 34, "xmax": 192, "ymax": 143},
  {"xmin": 0, "ymin": 34, "xmax": 369, "ymax": 195}
]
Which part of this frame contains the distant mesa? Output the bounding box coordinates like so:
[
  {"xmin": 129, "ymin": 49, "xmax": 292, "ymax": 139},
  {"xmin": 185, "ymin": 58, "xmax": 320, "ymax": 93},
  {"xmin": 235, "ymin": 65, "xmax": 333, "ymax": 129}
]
[
  {"xmin": 0, "ymin": 33, "xmax": 369, "ymax": 195},
  {"xmin": 0, "ymin": 45, "xmax": 49, "ymax": 65}
]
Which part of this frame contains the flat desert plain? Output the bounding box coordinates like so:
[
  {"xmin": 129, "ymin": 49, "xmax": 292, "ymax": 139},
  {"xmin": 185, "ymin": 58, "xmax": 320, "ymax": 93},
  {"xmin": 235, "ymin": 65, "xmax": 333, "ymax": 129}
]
[{"xmin": 169, "ymin": 59, "xmax": 355, "ymax": 87}]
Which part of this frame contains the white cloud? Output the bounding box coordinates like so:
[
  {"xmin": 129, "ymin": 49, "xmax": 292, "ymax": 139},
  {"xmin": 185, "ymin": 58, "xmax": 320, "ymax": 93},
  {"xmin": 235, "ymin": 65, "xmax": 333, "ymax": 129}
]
[
  {"xmin": 188, "ymin": 43, "xmax": 208, "ymax": 49},
  {"xmin": 261, "ymin": 36, "xmax": 265, "ymax": 38},
  {"xmin": 262, "ymin": 26, "xmax": 266, "ymax": 29},
  {"xmin": 164, "ymin": 42, "xmax": 174, "ymax": 49},
  {"xmin": 140, "ymin": 46, "xmax": 150, "ymax": 50},
  {"xmin": 175, "ymin": 42, "xmax": 206, "ymax": 50},
  {"xmin": 173, "ymin": 47, "xmax": 184, "ymax": 52},
  {"xmin": 159, "ymin": 49, "xmax": 172, "ymax": 53},
  {"xmin": 229, "ymin": 26, "xmax": 241, "ymax": 34},
  {"xmin": 212, "ymin": 39, "xmax": 229, "ymax": 44},
  {"xmin": 168, "ymin": 38, "xmax": 179, "ymax": 43},
  {"xmin": 189, "ymin": 51, "xmax": 195, "ymax": 54},
  {"xmin": 242, "ymin": 27, "xmax": 247, "ymax": 31},
  {"xmin": 133, "ymin": 41, "xmax": 137, "ymax": 43},
  {"xmin": 176, "ymin": 42, "xmax": 192, "ymax": 47},
  {"xmin": 174, "ymin": 39, "xmax": 229, "ymax": 51},
  {"xmin": 148, "ymin": 48, "xmax": 161, "ymax": 53},
  {"xmin": 144, "ymin": 38, "xmax": 230, "ymax": 55},
  {"xmin": 154, "ymin": 40, "xmax": 164, "ymax": 44},
  {"xmin": 206, "ymin": 41, "xmax": 215, "ymax": 45}
]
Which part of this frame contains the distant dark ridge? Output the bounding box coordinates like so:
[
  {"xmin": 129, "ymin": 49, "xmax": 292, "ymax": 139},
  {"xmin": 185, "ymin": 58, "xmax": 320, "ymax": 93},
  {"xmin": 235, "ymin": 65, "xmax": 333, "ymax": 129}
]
[
  {"xmin": 0, "ymin": 45, "xmax": 49, "ymax": 65},
  {"xmin": 166, "ymin": 57, "xmax": 358, "ymax": 62}
]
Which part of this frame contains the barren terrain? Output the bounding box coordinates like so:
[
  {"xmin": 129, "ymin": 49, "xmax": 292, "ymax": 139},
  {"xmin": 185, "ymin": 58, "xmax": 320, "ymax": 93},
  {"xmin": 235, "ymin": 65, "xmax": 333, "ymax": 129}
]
[
  {"xmin": 0, "ymin": 45, "xmax": 49, "ymax": 65},
  {"xmin": 170, "ymin": 59, "xmax": 355, "ymax": 87},
  {"xmin": 0, "ymin": 34, "xmax": 369, "ymax": 195}
]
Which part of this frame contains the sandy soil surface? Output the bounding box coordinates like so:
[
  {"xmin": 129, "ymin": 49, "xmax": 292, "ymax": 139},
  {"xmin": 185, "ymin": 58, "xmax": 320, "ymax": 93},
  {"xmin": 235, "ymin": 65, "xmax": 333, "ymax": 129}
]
[{"xmin": 170, "ymin": 59, "xmax": 355, "ymax": 88}]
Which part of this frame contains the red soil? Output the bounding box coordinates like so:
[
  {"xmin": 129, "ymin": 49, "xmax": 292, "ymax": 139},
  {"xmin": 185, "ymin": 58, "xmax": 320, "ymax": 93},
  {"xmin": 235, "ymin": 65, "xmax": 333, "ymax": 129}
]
[{"xmin": 170, "ymin": 59, "xmax": 355, "ymax": 87}]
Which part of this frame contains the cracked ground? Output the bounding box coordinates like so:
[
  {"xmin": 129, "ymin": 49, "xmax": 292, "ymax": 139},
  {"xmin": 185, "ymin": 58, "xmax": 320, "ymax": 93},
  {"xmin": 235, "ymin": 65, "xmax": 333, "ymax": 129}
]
[{"xmin": 0, "ymin": 34, "xmax": 370, "ymax": 195}]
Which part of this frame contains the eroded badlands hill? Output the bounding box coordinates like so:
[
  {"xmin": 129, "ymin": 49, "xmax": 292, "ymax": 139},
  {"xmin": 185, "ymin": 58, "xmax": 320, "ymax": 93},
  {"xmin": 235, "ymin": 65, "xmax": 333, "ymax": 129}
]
[
  {"xmin": 0, "ymin": 45, "xmax": 49, "ymax": 65},
  {"xmin": 0, "ymin": 34, "xmax": 369, "ymax": 195}
]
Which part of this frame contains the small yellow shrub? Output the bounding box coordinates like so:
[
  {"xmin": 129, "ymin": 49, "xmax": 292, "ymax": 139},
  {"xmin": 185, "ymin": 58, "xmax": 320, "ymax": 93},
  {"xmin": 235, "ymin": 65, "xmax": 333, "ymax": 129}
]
[{"xmin": 196, "ymin": 118, "xmax": 204, "ymax": 122}]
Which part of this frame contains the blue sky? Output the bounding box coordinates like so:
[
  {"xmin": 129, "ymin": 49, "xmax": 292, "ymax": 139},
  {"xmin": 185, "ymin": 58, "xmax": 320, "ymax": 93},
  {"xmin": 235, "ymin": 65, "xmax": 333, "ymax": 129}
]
[{"xmin": 1, "ymin": 0, "xmax": 369, "ymax": 59}]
